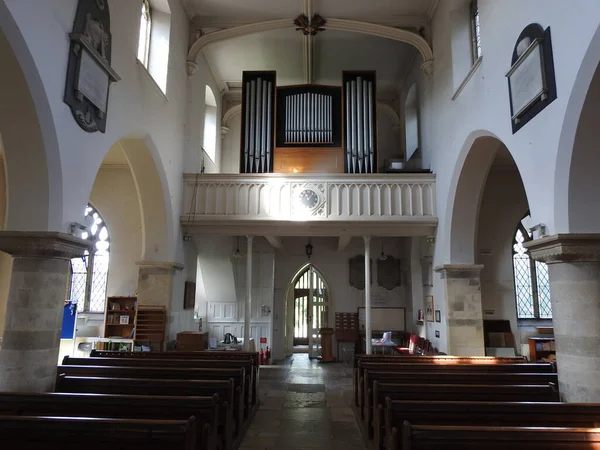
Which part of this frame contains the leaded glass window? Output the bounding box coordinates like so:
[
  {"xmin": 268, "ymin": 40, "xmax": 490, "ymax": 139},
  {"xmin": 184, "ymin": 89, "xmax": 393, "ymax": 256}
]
[
  {"xmin": 137, "ymin": 0, "xmax": 152, "ymax": 68},
  {"xmin": 68, "ymin": 204, "xmax": 110, "ymax": 312},
  {"xmin": 512, "ymin": 215, "xmax": 552, "ymax": 319},
  {"xmin": 470, "ymin": 0, "xmax": 482, "ymax": 62}
]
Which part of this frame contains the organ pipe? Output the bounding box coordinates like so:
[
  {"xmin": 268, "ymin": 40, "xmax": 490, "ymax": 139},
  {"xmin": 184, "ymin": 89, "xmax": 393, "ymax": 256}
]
[
  {"xmin": 343, "ymin": 72, "xmax": 377, "ymax": 174},
  {"xmin": 241, "ymin": 72, "xmax": 275, "ymax": 174},
  {"xmin": 283, "ymin": 91, "xmax": 334, "ymax": 144}
]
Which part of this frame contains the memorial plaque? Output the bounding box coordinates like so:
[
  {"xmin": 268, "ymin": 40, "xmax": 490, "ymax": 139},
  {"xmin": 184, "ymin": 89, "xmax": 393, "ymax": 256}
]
[
  {"xmin": 507, "ymin": 40, "xmax": 546, "ymax": 119},
  {"xmin": 506, "ymin": 23, "xmax": 557, "ymax": 134},
  {"xmin": 64, "ymin": 0, "xmax": 120, "ymax": 133}
]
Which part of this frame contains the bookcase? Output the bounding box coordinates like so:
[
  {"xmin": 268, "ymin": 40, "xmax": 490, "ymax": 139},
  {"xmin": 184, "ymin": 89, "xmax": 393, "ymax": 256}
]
[
  {"xmin": 104, "ymin": 297, "xmax": 166, "ymax": 350},
  {"xmin": 528, "ymin": 336, "xmax": 556, "ymax": 363},
  {"xmin": 104, "ymin": 296, "xmax": 137, "ymax": 339}
]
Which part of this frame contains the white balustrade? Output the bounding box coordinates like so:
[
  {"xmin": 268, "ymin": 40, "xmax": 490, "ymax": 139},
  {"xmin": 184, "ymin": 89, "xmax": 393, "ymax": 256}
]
[{"xmin": 182, "ymin": 174, "xmax": 436, "ymax": 229}]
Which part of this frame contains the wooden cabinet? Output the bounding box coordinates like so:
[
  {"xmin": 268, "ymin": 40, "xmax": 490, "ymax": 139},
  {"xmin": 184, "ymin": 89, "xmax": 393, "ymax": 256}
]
[
  {"xmin": 528, "ymin": 336, "xmax": 556, "ymax": 363},
  {"xmin": 104, "ymin": 296, "xmax": 136, "ymax": 339},
  {"xmin": 176, "ymin": 331, "xmax": 208, "ymax": 351}
]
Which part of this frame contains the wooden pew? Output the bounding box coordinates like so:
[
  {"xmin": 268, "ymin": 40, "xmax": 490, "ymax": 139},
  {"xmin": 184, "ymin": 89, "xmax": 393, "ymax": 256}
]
[
  {"xmin": 352, "ymin": 355, "xmax": 528, "ymax": 406},
  {"xmin": 56, "ymin": 375, "xmax": 238, "ymax": 450},
  {"xmin": 397, "ymin": 422, "xmax": 600, "ymax": 450},
  {"xmin": 0, "ymin": 415, "xmax": 197, "ymax": 450},
  {"xmin": 0, "ymin": 392, "xmax": 219, "ymax": 450},
  {"xmin": 377, "ymin": 400, "xmax": 600, "ymax": 450},
  {"xmin": 356, "ymin": 362, "xmax": 555, "ymax": 412},
  {"xmin": 90, "ymin": 350, "xmax": 260, "ymax": 405},
  {"xmin": 57, "ymin": 364, "xmax": 248, "ymax": 418},
  {"xmin": 62, "ymin": 357, "xmax": 254, "ymax": 415},
  {"xmin": 364, "ymin": 381, "xmax": 559, "ymax": 438}
]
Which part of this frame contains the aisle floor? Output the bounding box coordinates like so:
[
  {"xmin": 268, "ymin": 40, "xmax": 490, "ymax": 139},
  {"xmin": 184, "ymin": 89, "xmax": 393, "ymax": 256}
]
[{"xmin": 240, "ymin": 354, "xmax": 366, "ymax": 450}]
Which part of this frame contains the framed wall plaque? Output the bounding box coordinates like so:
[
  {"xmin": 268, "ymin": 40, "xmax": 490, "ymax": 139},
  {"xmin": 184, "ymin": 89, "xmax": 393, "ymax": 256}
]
[
  {"xmin": 425, "ymin": 295, "xmax": 434, "ymax": 322},
  {"xmin": 506, "ymin": 24, "xmax": 557, "ymax": 133},
  {"xmin": 64, "ymin": 0, "xmax": 120, "ymax": 133}
]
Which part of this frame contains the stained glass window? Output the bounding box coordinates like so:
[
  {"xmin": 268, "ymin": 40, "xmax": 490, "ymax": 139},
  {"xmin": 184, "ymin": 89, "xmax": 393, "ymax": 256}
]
[
  {"xmin": 470, "ymin": 0, "xmax": 482, "ymax": 62},
  {"xmin": 137, "ymin": 0, "xmax": 152, "ymax": 68},
  {"xmin": 512, "ymin": 215, "xmax": 552, "ymax": 320},
  {"xmin": 68, "ymin": 204, "xmax": 110, "ymax": 312}
]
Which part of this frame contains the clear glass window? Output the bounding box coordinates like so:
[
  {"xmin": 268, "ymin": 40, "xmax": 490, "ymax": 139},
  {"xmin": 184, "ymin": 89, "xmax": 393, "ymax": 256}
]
[{"xmin": 137, "ymin": 0, "xmax": 152, "ymax": 67}]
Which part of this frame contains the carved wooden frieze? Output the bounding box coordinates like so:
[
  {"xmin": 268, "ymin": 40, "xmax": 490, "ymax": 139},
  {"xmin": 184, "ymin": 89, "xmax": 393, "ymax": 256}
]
[
  {"xmin": 377, "ymin": 255, "xmax": 402, "ymax": 290},
  {"xmin": 349, "ymin": 255, "xmax": 372, "ymax": 290},
  {"xmin": 64, "ymin": 0, "xmax": 120, "ymax": 133}
]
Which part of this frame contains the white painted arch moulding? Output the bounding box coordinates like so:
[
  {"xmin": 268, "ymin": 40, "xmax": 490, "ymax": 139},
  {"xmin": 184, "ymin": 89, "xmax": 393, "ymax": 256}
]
[
  {"xmin": 222, "ymin": 104, "xmax": 242, "ymax": 127},
  {"xmin": 186, "ymin": 18, "xmax": 434, "ymax": 76}
]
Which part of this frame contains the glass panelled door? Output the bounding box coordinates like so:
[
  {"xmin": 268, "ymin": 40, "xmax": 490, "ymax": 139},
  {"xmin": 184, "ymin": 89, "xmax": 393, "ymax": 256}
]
[
  {"xmin": 308, "ymin": 266, "xmax": 328, "ymax": 359},
  {"xmin": 293, "ymin": 265, "xmax": 329, "ymax": 358}
]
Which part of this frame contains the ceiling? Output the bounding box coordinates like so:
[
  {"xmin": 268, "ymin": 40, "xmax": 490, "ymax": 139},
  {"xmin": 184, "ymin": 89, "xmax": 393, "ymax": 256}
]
[
  {"xmin": 182, "ymin": 0, "xmax": 437, "ymax": 25},
  {"xmin": 185, "ymin": 0, "xmax": 436, "ymax": 99}
]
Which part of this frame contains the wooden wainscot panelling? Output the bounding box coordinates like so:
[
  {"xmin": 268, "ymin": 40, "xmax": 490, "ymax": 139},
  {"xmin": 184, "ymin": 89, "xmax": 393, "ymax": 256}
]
[{"xmin": 273, "ymin": 147, "xmax": 344, "ymax": 174}]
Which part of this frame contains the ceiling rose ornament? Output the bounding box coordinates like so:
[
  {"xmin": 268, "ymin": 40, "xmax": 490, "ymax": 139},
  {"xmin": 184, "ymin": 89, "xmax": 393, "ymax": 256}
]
[{"xmin": 294, "ymin": 14, "xmax": 327, "ymax": 36}]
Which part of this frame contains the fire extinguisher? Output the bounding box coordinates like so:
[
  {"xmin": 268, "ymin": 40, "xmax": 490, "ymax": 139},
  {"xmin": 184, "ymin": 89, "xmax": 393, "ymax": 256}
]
[
  {"xmin": 265, "ymin": 346, "xmax": 271, "ymax": 364},
  {"xmin": 259, "ymin": 348, "xmax": 264, "ymax": 365}
]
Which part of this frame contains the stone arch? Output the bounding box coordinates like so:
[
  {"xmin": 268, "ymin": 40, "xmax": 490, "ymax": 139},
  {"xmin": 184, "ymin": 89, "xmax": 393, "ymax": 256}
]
[
  {"xmin": 187, "ymin": 18, "xmax": 434, "ymax": 76},
  {"xmin": 0, "ymin": 4, "xmax": 62, "ymax": 231},
  {"xmin": 222, "ymin": 104, "xmax": 242, "ymax": 127},
  {"xmin": 110, "ymin": 136, "xmax": 174, "ymax": 263},
  {"xmin": 554, "ymin": 23, "xmax": 600, "ymax": 233},
  {"xmin": 445, "ymin": 131, "xmax": 528, "ymax": 264}
]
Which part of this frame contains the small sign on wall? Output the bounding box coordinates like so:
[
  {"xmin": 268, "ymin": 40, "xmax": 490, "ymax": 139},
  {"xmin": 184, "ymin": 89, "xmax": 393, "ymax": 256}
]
[{"xmin": 260, "ymin": 337, "xmax": 267, "ymax": 344}]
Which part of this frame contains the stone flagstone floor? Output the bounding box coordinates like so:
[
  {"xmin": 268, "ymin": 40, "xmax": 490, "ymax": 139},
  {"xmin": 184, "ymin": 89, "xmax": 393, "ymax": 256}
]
[{"xmin": 240, "ymin": 354, "xmax": 366, "ymax": 450}]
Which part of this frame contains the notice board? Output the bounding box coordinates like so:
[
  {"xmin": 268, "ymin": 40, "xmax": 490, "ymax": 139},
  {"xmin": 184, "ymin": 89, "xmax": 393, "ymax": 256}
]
[{"xmin": 358, "ymin": 306, "xmax": 406, "ymax": 332}]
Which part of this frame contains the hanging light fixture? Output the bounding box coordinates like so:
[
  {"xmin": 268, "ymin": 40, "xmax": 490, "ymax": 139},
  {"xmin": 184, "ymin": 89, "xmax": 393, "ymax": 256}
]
[
  {"xmin": 305, "ymin": 239, "xmax": 313, "ymax": 259},
  {"xmin": 379, "ymin": 237, "xmax": 387, "ymax": 261},
  {"xmin": 233, "ymin": 236, "xmax": 242, "ymax": 258}
]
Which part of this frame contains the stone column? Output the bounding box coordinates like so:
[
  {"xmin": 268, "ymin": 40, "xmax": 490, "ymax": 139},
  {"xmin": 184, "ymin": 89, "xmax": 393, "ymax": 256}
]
[
  {"xmin": 435, "ymin": 265, "xmax": 485, "ymax": 356},
  {"xmin": 136, "ymin": 261, "xmax": 184, "ymax": 349},
  {"xmin": 0, "ymin": 232, "xmax": 90, "ymax": 392},
  {"xmin": 244, "ymin": 236, "xmax": 254, "ymax": 351},
  {"xmin": 363, "ymin": 236, "xmax": 372, "ymax": 354},
  {"xmin": 526, "ymin": 234, "xmax": 600, "ymax": 402}
]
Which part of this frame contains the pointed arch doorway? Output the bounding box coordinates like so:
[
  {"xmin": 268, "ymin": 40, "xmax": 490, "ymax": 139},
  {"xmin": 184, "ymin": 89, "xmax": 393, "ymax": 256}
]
[{"xmin": 284, "ymin": 264, "xmax": 330, "ymax": 359}]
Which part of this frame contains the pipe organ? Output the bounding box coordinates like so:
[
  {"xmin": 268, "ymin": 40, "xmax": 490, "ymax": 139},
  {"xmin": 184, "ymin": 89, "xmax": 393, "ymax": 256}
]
[{"xmin": 239, "ymin": 70, "xmax": 377, "ymax": 174}]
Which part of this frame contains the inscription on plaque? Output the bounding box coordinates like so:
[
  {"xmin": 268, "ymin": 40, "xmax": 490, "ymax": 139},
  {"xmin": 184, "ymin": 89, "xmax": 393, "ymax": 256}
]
[
  {"xmin": 76, "ymin": 50, "xmax": 110, "ymax": 113},
  {"xmin": 507, "ymin": 40, "xmax": 546, "ymax": 119}
]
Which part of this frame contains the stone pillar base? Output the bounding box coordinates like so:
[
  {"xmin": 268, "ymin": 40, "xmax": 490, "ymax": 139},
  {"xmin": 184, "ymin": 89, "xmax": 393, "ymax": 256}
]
[
  {"xmin": 0, "ymin": 232, "xmax": 90, "ymax": 392},
  {"xmin": 526, "ymin": 234, "xmax": 600, "ymax": 402},
  {"xmin": 435, "ymin": 264, "xmax": 485, "ymax": 356}
]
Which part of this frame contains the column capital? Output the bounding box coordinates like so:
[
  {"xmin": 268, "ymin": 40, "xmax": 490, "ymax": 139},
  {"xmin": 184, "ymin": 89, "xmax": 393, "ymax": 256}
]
[
  {"xmin": 362, "ymin": 235, "xmax": 372, "ymax": 243},
  {"xmin": 524, "ymin": 233, "xmax": 600, "ymax": 263},
  {"xmin": 0, "ymin": 231, "xmax": 91, "ymax": 260},
  {"xmin": 434, "ymin": 264, "xmax": 484, "ymax": 278}
]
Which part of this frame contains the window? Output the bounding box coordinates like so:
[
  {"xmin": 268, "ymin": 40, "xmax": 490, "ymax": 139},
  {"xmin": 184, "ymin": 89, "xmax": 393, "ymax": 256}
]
[
  {"xmin": 203, "ymin": 86, "xmax": 218, "ymax": 163},
  {"xmin": 68, "ymin": 204, "xmax": 110, "ymax": 313},
  {"xmin": 470, "ymin": 0, "xmax": 482, "ymax": 62},
  {"xmin": 137, "ymin": 0, "xmax": 152, "ymax": 68},
  {"xmin": 512, "ymin": 215, "xmax": 552, "ymax": 319}
]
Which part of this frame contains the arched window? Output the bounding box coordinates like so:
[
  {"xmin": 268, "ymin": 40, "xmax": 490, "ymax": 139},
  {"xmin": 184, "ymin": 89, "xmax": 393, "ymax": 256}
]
[
  {"xmin": 203, "ymin": 86, "xmax": 218, "ymax": 163},
  {"xmin": 68, "ymin": 204, "xmax": 110, "ymax": 312},
  {"xmin": 470, "ymin": 0, "xmax": 482, "ymax": 62},
  {"xmin": 512, "ymin": 215, "xmax": 551, "ymax": 319},
  {"xmin": 137, "ymin": 0, "xmax": 152, "ymax": 68}
]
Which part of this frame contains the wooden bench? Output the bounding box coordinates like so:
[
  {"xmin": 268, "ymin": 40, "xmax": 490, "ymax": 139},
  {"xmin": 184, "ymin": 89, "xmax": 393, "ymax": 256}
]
[
  {"xmin": 0, "ymin": 415, "xmax": 197, "ymax": 450},
  {"xmin": 90, "ymin": 350, "xmax": 260, "ymax": 405},
  {"xmin": 377, "ymin": 400, "xmax": 600, "ymax": 450},
  {"xmin": 359, "ymin": 369, "xmax": 558, "ymax": 420},
  {"xmin": 57, "ymin": 364, "xmax": 248, "ymax": 418},
  {"xmin": 364, "ymin": 381, "xmax": 559, "ymax": 438},
  {"xmin": 356, "ymin": 362, "xmax": 555, "ymax": 409},
  {"xmin": 0, "ymin": 392, "xmax": 218, "ymax": 450},
  {"xmin": 397, "ymin": 422, "xmax": 600, "ymax": 450},
  {"xmin": 55, "ymin": 375, "xmax": 238, "ymax": 450},
  {"xmin": 62, "ymin": 357, "xmax": 253, "ymax": 415},
  {"xmin": 352, "ymin": 355, "xmax": 528, "ymax": 405}
]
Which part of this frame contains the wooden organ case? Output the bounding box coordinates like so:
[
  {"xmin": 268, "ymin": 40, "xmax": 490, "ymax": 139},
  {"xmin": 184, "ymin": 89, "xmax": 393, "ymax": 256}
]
[{"xmin": 239, "ymin": 70, "xmax": 378, "ymax": 174}]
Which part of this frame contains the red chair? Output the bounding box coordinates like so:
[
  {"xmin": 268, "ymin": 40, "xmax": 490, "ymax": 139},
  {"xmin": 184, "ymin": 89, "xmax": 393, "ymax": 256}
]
[{"xmin": 396, "ymin": 333, "xmax": 418, "ymax": 354}]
